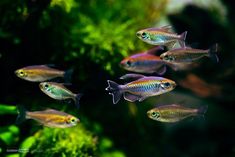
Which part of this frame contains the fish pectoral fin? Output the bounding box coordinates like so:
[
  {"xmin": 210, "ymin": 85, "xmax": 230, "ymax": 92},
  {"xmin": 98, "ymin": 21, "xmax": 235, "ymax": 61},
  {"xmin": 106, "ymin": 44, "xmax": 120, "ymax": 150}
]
[
  {"xmin": 120, "ymin": 74, "xmax": 145, "ymax": 80},
  {"xmin": 124, "ymin": 93, "xmax": 140, "ymax": 102}
]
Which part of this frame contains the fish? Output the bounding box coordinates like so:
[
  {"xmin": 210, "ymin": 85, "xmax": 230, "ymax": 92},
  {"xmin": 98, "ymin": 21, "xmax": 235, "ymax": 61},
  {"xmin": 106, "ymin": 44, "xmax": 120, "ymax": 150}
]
[
  {"xmin": 120, "ymin": 46, "xmax": 167, "ymax": 75},
  {"xmin": 147, "ymin": 104, "xmax": 208, "ymax": 123},
  {"xmin": 39, "ymin": 82, "xmax": 82, "ymax": 108},
  {"xmin": 160, "ymin": 44, "xmax": 219, "ymax": 63},
  {"xmin": 136, "ymin": 25, "xmax": 187, "ymax": 48},
  {"xmin": 15, "ymin": 65, "xmax": 73, "ymax": 82},
  {"xmin": 105, "ymin": 74, "xmax": 176, "ymax": 104},
  {"xmin": 16, "ymin": 106, "xmax": 80, "ymax": 128}
]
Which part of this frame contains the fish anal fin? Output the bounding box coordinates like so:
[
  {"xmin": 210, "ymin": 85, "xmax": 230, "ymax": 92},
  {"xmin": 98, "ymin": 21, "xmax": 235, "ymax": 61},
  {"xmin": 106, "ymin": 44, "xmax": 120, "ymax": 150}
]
[
  {"xmin": 138, "ymin": 96, "xmax": 148, "ymax": 102},
  {"xmin": 165, "ymin": 41, "xmax": 176, "ymax": 49},
  {"xmin": 156, "ymin": 65, "xmax": 167, "ymax": 75},
  {"xmin": 124, "ymin": 93, "xmax": 140, "ymax": 102}
]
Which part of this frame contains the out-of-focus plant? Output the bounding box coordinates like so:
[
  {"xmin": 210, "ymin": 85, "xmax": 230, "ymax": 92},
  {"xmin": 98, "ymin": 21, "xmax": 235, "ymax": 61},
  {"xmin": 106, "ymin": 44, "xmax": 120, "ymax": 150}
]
[{"xmin": 37, "ymin": 0, "xmax": 167, "ymax": 74}]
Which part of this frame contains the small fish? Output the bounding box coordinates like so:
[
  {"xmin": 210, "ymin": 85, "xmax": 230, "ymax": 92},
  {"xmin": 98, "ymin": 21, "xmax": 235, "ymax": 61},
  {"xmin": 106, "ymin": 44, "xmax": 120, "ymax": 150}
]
[
  {"xmin": 160, "ymin": 44, "xmax": 219, "ymax": 63},
  {"xmin": 147, "ymin": 104, "xmax": 208, "ymax": 123},
  {"xmin": 136, "ymin": 25, "xmax": 187, "ymax": 48},
  {"xmin": 39, "ymin": 82, "xmax": 82, "ymax": 108},
  {"xmin": 15, "ymin": 65, "xmax": 73, "ymax": 82},
  {"xmin": 16, "ymin": 106, "xmax": 79, "ymax": 128},
  {"xmin": 105, "ymin": 74, "xmax": 176, "ymax": 104},
  {"xmin": 120, "ymin": 46, "xmax": 167, "ymax": 75}
]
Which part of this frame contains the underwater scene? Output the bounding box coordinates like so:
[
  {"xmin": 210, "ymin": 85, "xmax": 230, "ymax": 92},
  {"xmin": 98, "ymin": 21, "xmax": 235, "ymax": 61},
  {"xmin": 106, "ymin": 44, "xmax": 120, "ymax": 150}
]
[{"xmin": 0, "ymin": 0, "xmax": 235, "ymax": 156}]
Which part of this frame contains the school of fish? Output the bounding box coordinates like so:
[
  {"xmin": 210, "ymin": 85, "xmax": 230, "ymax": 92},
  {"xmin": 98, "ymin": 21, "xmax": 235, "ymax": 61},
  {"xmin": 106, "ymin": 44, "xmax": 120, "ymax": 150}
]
[
  {"xmin": 14, "ymin": 25, "xmax": 218, "ymax": 128},
  {"xmin": 107, "ymin": 25, "xmax": 218, "ymax": 122}
]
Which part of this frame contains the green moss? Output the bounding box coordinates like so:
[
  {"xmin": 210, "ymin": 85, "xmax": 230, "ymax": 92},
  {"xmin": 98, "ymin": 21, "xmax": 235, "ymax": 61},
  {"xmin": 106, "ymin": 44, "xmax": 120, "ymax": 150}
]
[{"xmin": 27, "ymin": 124, "xmax": 97, "ymax": 157}]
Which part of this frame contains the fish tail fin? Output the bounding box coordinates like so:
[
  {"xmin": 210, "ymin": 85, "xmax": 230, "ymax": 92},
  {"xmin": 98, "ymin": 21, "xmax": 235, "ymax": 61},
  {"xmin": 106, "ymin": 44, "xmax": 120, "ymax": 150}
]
[
  {"xmin": 64, "ymin": 69, "xmax": 74, "ymax": 83},
  {"xmin": 74, "ymin": 93, "xmax": 83, "ymax": 108},
  {"xmin": 105, "ymin": 80, "xmax": 122, "ymax": 104},
  {"xmin": 16, "ymin": 105, "xmax": 27, "ymax": 125},
  {"xmin": 208, "ymin": 44, "xmax": 219, "ymax": 63},
  {"xmin": 197, "ymin": 105, "xmax": 208, "ymax": 117},
  {"xmin": 179, "ymin": 31, "xmax": 187, "ymax": 48}
]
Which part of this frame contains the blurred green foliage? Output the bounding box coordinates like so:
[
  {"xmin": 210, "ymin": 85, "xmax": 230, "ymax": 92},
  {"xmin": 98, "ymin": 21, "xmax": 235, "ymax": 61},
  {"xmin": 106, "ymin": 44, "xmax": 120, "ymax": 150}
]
[{"xmin": 0, "ymin": 104, "xmax": 17, "ymax": 115}]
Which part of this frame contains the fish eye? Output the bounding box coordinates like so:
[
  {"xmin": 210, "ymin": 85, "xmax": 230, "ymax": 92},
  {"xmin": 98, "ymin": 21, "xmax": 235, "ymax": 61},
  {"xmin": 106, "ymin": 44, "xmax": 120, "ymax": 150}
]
[
  {"xmin": 164, "ymin": 55, "xmax": 169, "ymax": 60},
  {"xmin": 161, "ymin": 82, "xmax": 171, "ymax": 89},
  {"xmin": 18, "ymin": 70, "xmax": 25, "ymax": 76},
  {"xmin": 151, "ymin": 112, "xmax": 159, "ymax": 118},
  {"xmin": 164, "ymin": 82, "xmax": 170, "ymax": 87},
  {"xmin": 70, "ymin": 118, "xmax": 76, "ymax": 123},
  {"xmin": 141, "ymin": 32, "xmax": 147, "ymax": 38},
  {"xmin": 126, "ymin": 60, "xmax": 132, "ymax": 66},
  {"xmin": 44, "ymin": 84, "xmax": 49, "ymax": 88}
]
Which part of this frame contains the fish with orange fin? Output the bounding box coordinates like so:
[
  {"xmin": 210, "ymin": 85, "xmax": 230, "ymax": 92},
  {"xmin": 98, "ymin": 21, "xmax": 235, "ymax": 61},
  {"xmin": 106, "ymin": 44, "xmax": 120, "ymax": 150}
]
[
  {"xmin": 16, "ymin": 106, "xmax": 79, "ymax": 128},
  {"xmin": 120, "ymin": 46, "xmax": 167, "ymax": 75},
  {"xmin": 39, "ymin": 82, "xmax": 82, "ymax": 108},
  {"xmin": 136, "ymin": 25, "xmax": 187, "ymax": 49},
  {"xmin": 160, "ymin": 44, "xmax": 219, "ymax": 63},
  {"xmin": 15, "ymin": 65, "xmax": 73, "ymax": 82},
  {"xmin": 105, "ymin": 74, "xmax": 176, "ymax": 104},
  {"xmin": 147, "ymin": 104, "xmax": 208, "ymax": 123}
]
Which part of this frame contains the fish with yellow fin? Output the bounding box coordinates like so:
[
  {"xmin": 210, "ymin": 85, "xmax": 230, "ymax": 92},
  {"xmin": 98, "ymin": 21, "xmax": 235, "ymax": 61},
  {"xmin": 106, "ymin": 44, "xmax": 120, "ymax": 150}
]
[
  {"xmin": 16, "ymin": 106, "xmax": 79, "ymax": 128},
  {"xmin": 15, "ymin": 65, "xmax": 73, "ymax": 82},
  {"xmin": 147, "ymin": 104, "xmax": 208, "ymax": 123}
]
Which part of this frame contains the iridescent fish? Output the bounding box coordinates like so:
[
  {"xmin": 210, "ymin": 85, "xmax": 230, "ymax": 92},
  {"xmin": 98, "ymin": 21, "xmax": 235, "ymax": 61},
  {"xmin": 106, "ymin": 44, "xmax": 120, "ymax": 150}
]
[
  {"xmin": 16, "ymin": 106, "xmax": 79, "ymax": 128},
  {"xmin": 105, "ymin": 74, "xmax": 176, "ymax": 104},
  {"xmin": 39, "ymin": 82, "xmax": 82, "ymax": 108},
  {"xmin": 147, "ymin": 104, "xmax": 208, "ymax": 123},
  {"xmin": 120, "ymin": 46, "xmax": 167, "ymax": 75},
  {"xmin": 15, "ymin": 65, "xmax": 73, "ymax": 82},
  {"xmin": 160, "ymin": 44, "xmax": 219, "ymax": 63},
  {"xmin": 136, "ymin": 25, "xmax": 187, "ymax": 48}
]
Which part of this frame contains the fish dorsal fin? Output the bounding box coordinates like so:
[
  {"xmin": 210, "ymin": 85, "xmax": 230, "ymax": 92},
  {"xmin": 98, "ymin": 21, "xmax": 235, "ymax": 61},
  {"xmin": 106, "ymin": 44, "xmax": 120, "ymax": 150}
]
[
  {"xmin": 160, "ymin": 25, "xmax": 173, "ymax": 32},
  {"xmin": 145, "ymin": 46, "xmax": 165, "ymax": 55},
  {"xmin": 44, "ymin": 109, "xmax": 68, "ymax": 115},
  {"xmin": 50, "ymin": 82, "xmax": 67, "ymax": 88},
  {"xmin": 120, "ymin": 74, "xmax": 145, "ymax": 81},
  {"xmin": 146, "ymin": 25, "xmax": 173, "ymax": 32}
]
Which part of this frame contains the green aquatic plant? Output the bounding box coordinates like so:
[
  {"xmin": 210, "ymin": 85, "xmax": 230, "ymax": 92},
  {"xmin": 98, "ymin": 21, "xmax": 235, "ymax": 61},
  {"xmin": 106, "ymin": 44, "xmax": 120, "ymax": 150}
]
[
  {"xmin": 36, "ymin": 0, "xmax": 167, "ymax": 75},
  {"xmin": 0, "ymin": 104, "xmax": 17, "ymax": 115},
  {"xmin": 19, "ymin": 123, "xmax": 126, "ymax": 157},
  {"xmin": 22, "ymin": 124, "xmax": 96, "ymax": 157}
]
